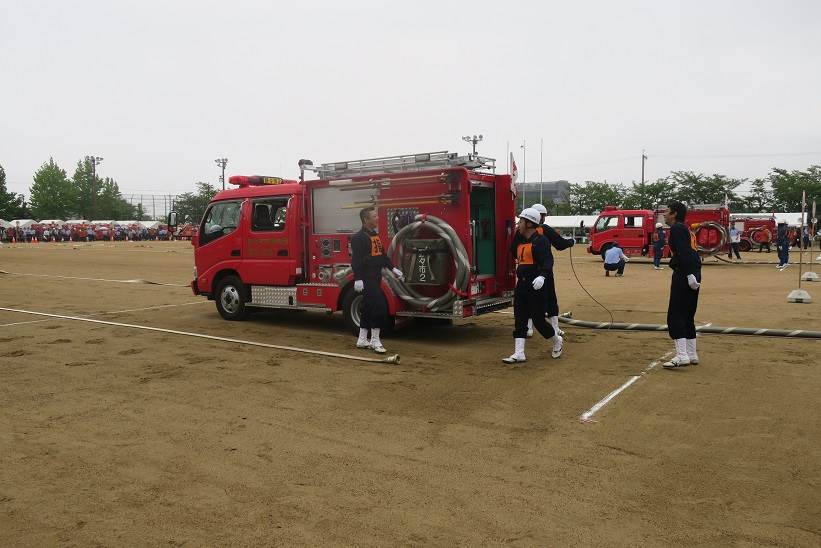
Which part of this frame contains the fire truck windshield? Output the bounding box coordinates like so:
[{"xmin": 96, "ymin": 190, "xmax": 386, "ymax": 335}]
[{"xmin": 595, "ymin": 216, "xmax": 618, "ymax": 231}]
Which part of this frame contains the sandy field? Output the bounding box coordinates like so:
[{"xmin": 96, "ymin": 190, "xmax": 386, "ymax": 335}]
[{"xmin": 1, "ymin": 240, "xmax": 819, "ymax": 546}]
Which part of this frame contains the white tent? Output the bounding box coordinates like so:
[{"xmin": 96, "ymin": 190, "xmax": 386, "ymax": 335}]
[
  {"xmin": 0, "ymin": 219, "xmax": 10, "ymax": 228},
  {"xmin": 139, "ymin": 220, "xmax": 160, "ymax": 229},
  {"xmin": 10, "ymin": 219, "xmax": 35, "ymax": 229},
  {"xmin": 66, "ymin": 219, "xmax": 90, "ymax": 225},
  {"xmin": 39, "ymin": 219, "xmax": 66, "ymax": 225},
  {"xmin": 114, "ymin": 220, "xmax": 139, "ymax": 226}
]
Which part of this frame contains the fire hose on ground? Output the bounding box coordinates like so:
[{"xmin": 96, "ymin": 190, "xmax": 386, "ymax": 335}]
[{"xmin": 557, "ymin": 311, "xmax": 821, "ymax": 339}]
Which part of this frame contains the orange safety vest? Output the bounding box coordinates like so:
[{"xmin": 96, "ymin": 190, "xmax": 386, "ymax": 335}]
[
  {"xmin": 516, "ymin": 242, "xmax": 535, "ymax": 265},
  {"xmin": 370, "ymin": 235, "xmax": 385, "ymax": 256}
]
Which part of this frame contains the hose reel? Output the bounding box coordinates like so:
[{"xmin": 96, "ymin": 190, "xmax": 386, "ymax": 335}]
[
  {"xmin": 693, "ymin": 221, "xmax": 729, "ymax": 255},
  {"xmin": 385, "ymin": 214, "xmax": 471, "ymax": 311}
]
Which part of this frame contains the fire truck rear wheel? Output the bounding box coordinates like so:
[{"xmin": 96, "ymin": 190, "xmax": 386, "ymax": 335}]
[
  {"xmin": 215, "ymin": 275, "xmax": 249, "ymax": 321},
  {"xmin": 341, "ymin": 289, "xmax": 394, "ymax": 337},
  {"xmin": 739, "ymin": 239, "xmax": 752, "ymax": 252}
]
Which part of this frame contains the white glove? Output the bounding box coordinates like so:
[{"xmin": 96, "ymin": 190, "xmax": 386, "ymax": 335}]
[
  {"xmin": 532, "ymin": 276, "xmax": 545, "ymax": 290},
  {"xmin": 354, "ymin": 280, "xmax": 364, "ymax": 292},
  {"xmin": 392, "ymin": 268, "xmax": 404, "ymax": 281},
  {"xmin": 687, "ymin": 274, "xmax": 700, "ymax": 290},
  {"xmin": 624, "ymin": 256, "xmax": 630, "ymax": 262}
]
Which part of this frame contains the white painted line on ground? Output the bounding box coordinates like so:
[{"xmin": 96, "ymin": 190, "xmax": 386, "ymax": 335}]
[
  {"xmin": 0, "ymin": 301, "xmax": 207, "ymax": 327},
  {"xmin": 580, "ymin": 350, "xmax": 673, "ymax": 423},
  {"xmin": 0, "ymin": 270, "xmax": 188, "ymax": 287},
  {"xmin": 0, "ymin": 306, "xmax": 399, "ymax": 365}
]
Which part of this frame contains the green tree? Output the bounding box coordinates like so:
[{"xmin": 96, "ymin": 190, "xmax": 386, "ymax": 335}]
[
  {"xmin": 743, "ymin": 178, "xmax": 774, "ymax": 212},
  {"xmin": 567, "ymin": 181, "xmax": 628, "ymax": 215},
  {"xmin": 770, "ymin": 165, "xmax": 821, "ymax": 212},
  {"xmin": 71, "ymin": 158, "xmax": 96, "ymax": 219},
  {"xmin": 96, "ymin": 177, "xmax": 135, "ymax": 220},
  {"xmin": 669, "ymin": 171, "xmax": 742, "ymax": 209},
  {"xmin": 173, "ymin": 182, "xmax": 219, "ymax": 223},
  {"xmin": 0, "ymin": 163, "xmax": 26, "ymax": 219},
  {"xmin": 29, "ymin": 158, "xmax": 75, "ymax": 219},
  {"xmin": 622, "ymin": 178, "xmax": 677, "ymax": 210}
]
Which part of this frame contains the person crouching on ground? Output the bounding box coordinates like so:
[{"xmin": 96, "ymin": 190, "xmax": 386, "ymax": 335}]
[
  {"xmin": 351, "ymin": 206, "xmax": 403, "ymax": 354},
  {"xmin": 502, "ymin": 208, "xmax": 564, "ymax": 364},
  {"xmin": 603, "ymin": 243, "xmax": 629, "ymax": 276},
  {"xmin": 524, "ymin": 203, "xmax": 574, "ymax": 339},
  {"xmin": 662, "ymin": 201, "xmax": 702, "ymax": 369}
]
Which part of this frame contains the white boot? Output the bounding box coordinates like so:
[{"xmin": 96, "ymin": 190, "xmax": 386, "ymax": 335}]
[
  {"xmin": 526, "ymin": 319, "xmax": 534, "ymax": 338},
  {"xmin": 549, "ymin": 316, "xmax": 565, "ymax": 337},
  {"xmin": 551, "ymin": 334, "xmax": 564, "ymax": 359},
  {"xmin": 662, "ymin": 338, "xmax": 691, "ymax": 368},
  {"xmin": 686, "ymin": 338, "xmax": 699, "ymax": 364},
  {"xmin": 370, "ymin": 328, "xmax": 386, "ymax": 354},
  {"xmin": 356, "ymin": 328, "xmax": 370, "ymax": 349},
  {"xmin": 502, "ymin": 338, "xmax": 527, "ymax": 363}
]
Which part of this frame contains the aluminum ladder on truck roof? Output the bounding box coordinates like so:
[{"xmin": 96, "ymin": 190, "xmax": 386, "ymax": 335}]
[{"xmin": 312, "ymin": 151, "xmax": 496, "ymax": 179}]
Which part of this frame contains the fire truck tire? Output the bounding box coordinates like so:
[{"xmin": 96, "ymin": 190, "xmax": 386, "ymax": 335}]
[
  {"xmin": 341, "ymin": 289, "xmax": 394, "ymax": 336},
  {"xmin": 739, "ymin": 239, "xmax": 752, "ymax": 252},
  {"xmin": 215, "ymin": 275, "xmax": 249, "ymax": 321},
  {"xmin": 599, "ymin": 243, "xmax": 612, "ymax": 262}
]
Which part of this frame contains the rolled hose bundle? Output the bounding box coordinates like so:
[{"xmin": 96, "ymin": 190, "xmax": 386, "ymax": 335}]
[
  {"xmin": 749, "ymin": 227, "xmax": 772, "ymax": 244},
  {"xmin": 384, "ymin": 214, "xmax": 471, "ymax": 311},
  {"xmin": 693, "ymin": 221, "xmax": 728, "ymax": 255}
]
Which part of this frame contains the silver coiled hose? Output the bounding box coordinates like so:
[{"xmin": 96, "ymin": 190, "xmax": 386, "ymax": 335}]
[
  {"xmin": 384, "ymin": 214, "xmax": 471, "ymax": 311},
  {"xmin": 694, "ymin": 221, "xmax": 729, "ymax": 255}
]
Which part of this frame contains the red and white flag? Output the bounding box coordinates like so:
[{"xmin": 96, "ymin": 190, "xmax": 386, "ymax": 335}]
[{"xmin": 509, "ymin": 152, "xmax": 519, "ymax": 196}]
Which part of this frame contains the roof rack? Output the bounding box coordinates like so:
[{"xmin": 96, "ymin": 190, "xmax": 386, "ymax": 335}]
[{"xmin": 308, "ymin": 151, "xmax": 496, "ymax": 179}]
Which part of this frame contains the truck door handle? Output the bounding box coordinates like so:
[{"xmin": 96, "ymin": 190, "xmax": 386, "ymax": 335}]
[
  {"xmin": 231, "ymin": 249, "xmax": 240, "ymax": 257},
  {"xmin": 277, "ymin": 249, "xmax": 288, "ymax": 256}
]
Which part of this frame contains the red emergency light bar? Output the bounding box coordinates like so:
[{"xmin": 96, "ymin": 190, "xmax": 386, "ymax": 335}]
[{"xmin": 229, "ymin": 175, "xmax": 295, "ymax": 187}]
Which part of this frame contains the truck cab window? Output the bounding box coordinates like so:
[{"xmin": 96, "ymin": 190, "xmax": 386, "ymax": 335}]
[
  {"xmin": 595, "ymin": 216, "xmax": 618, "ymax": 231},
  {"xmin": 252, "ymin": 199, "xmax": 288, "ymax": 232},
  {"xmin": 201, "ymin": 200, "xmax": 242, "ymax": 244},
  {"xmin": 625, "ymin": 216, "xmax": 643, "ymax": 228}
]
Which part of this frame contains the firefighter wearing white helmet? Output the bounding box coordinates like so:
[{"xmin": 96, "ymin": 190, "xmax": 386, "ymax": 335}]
[
  {"xmin": 502, "ymin": 208, "xmax": 564, "ymax": 363},
  {"xmin": 653, "ymin": 222, "xmax": 666, "ymax": 270},
  {"xmin": 523, "ymin": 203, "xmax": 574, "ymax": 339}
]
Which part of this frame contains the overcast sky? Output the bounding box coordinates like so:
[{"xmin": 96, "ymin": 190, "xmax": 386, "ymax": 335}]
[{"xmin": 2, "ymin": 0, "xmax": 820, "ymax": 199}]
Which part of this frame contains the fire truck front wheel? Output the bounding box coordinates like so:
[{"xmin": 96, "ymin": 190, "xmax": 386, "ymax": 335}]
[
  {"xmin": 215, "ymin": 275, "xmax": 249, "ymax": 321},
  {"xmin": 341, "ymin": 289, "xmax": 394, "ymax": 336}
]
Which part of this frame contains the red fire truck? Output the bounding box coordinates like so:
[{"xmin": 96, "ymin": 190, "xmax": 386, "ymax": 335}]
[
  {"xmin": 185, "ymin": 151, "xmax": 516, "ymax": 333},
  {"xmin": 587, "ymin": 204, "xmax": 731, "ymax": 260},
  {"xmin": 729, "ymin": 213, "xmax": 776, "ymax": 251}
]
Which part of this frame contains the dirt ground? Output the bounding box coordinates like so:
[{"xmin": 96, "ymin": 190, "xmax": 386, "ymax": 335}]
[{"xmin": 1, "ymin": 240, "xmax": 819, "ymax": 546}]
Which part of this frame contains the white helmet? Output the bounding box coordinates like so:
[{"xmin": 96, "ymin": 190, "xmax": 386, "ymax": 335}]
[
  {"xmin": 655, "ymin": 222, "xmax": 663, "ymax": 229},
  {"xmin": 531, "ymin": 203, "xmax": 548, "ymax": 215},
  {"xmin": 519, "ymin": 208, "xmax": 542, "ymax": 225}
]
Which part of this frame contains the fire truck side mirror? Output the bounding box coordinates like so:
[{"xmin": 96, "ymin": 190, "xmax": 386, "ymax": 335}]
[{"xmin": 168, "ymin": 211, "xmax": 178, "ymax": 228}]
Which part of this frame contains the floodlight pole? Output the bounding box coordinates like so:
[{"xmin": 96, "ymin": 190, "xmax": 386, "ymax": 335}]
[
  {"xmin": 462, "ymin": 134, "xmax": 483, "ymax": 155},
  {"xmin": 215, "ymin": 158, "xmax": 228, "ymax": 190},
  {"xmin": 86, "ymin": 156, "xmax": 103, "ymax": 220}
]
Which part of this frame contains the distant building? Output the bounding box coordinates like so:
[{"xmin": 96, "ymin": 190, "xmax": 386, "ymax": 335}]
[{"xmin": 515, "ymin": 180, "xmax": 570, "ymax": 211}]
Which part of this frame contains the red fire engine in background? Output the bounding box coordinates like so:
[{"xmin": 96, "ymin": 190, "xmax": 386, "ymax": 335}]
[
  {"xmin": 587, "ymin": 204, "xmax": 731, "ymax": 260},
  {"xmin": 183, "ymin": 151, "xmax": 516, "ymax": 333},
  {"xmin": 729, "ymin": 213, "xmax": 776, "ymax": 251}
]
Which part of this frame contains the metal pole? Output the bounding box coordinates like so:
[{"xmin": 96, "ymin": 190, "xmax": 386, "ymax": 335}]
[
  {"xmin": 641, "ymin": 149, "xmax": 647, "ymax": 184},
  {"xmin": 540, "ymin": 137, "xmax": 544, "ymax": 205},
  {"xmin": 799, "ymin": 192, "xmax": 806, "ymax": 288},
  {"xmin": 521, "ymin": 140, "xmax": 526, "ymax": 209}
]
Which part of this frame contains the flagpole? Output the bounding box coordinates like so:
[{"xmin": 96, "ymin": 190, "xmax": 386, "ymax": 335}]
[
  {"xmin": 540, "ymin": 137, "xmax": 544, "ymax": 205},
  {"xmin": 521, "ymin": 139, "xmax": 527, "ymax": 209},
  {"xmin": 798, "ymin": 190, "xmax": 806, "ymax": 288}
]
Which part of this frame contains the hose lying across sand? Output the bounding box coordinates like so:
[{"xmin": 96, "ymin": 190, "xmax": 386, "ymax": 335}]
[{"xmin": 558, "ymin": 311, "xmax": 821, "ymax": 339}]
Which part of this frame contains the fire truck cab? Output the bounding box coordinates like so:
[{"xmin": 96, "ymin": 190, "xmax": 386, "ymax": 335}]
[
  {"xmin": 588, "ymin": 204, "xmax": 731, "ymax": 259},
  {"xmin": 189, "ymin": 151, "xmax": 516, "ymax": 333}
]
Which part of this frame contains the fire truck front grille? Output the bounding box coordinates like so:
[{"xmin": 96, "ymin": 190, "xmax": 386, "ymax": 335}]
[{"xmin": 250, "ymin": 286, "xmax": 298, "ymax": 307}]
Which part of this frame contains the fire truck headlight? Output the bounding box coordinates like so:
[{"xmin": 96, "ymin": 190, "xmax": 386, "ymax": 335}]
[{"xmin": 453, "ymin": 300, "xmax": 464, "ymax": 316}]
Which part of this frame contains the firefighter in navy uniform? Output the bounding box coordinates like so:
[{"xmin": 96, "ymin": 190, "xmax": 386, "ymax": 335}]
[
  {"xmin": 661, "ymin": 201, "xmax": 702, "ymax": 368},
  {"xmin": 502, "ymin": 208, "xmax": 565, "ymax": 364},
  {"xmin": 351, "ymin": 206, "xmax": 403, "ymax": 354},
  {"xmin": 525, "ymin": 203, "xmax": 574, "ymax": 339}
]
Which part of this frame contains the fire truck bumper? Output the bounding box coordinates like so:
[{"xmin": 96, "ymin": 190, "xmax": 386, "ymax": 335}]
[
  {"xmin": 191, "ymin": 279, "xmax": 199, "ymax": 295},
  {"xmin": 395, "ymin": 296, "xmax": 512, "ymax": 322}
]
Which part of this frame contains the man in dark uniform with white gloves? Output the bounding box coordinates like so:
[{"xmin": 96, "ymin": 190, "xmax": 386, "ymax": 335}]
[
  {"xmin": 351, "ymin": 206, "xmax": 403, "ymax": 354},
  {"xmin": 525, "ymin": 203, "xmax": 574, "ymax": 339},
  {"xmin": 662, "ymin": 201, "xmax": 702, "ymax": 368},
  {"xmin": 502, "ymin": 208, "xmax": 564, "ymax": 364}
]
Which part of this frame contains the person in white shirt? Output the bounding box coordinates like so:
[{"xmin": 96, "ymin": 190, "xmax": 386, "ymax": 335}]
[
  {"xmin": 603, "ymin": 243, "xmax": 629, "ymax": 277},
  {"xmin": 728, "ymin": 227, "xmax": 742, "ymax": 260}
]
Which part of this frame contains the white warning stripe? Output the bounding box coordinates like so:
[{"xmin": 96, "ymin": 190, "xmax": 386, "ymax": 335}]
[
  {"xmin": 0, "ymin": 306, "xmax": 398, "ymax": 365},
  {"xmin": 580, "ymin": 351, "xmax": 673, "ymax": 423}
]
